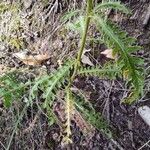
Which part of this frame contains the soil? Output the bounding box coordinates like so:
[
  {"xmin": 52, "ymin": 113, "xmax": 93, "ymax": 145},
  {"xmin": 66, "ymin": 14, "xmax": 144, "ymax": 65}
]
[{"xmin": 0, "ymin": 0, "xmax": 150, "ymax": 150}]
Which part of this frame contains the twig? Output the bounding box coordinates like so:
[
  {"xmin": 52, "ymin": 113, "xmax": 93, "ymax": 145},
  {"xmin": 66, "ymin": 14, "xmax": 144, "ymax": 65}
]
[
  {"xmin": 0, "ymin": 141, "xmax": 6, "ymax": 150},
  {"xmin": 138, "ymin": 139, "xmax": 150, "ymax": 150},
  {"xmin": 110, "ymin": 138, "xmax": 124, "ymax": 150}
]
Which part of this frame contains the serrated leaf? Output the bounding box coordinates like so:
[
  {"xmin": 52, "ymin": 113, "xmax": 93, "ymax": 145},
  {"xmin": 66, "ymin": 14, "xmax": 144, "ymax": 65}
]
[
  {"xmin": 94, "ymin": 16, "xmax": 144, "ymax": 103},
  {"xmin": 131, "ymin": 57, "xmax": 144, "ymax": 65},
  {"xmin": 94, "ymin": 1, "xmax": 131, "ymax": 14},
  {"xmin": 126, "ymin": 46, "xmax": 141, "ymax": 53},
  {"xmin": 3, "ymin": 92, "xmax": 12, "ymax": 107},
  {"xmin": 61, "ymin": 10, "xmax": 81, "ymax": 22}
]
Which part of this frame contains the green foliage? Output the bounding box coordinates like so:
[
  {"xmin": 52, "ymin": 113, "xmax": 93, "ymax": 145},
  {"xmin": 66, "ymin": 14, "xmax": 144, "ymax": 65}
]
[
  {"xmin": 0, "ymin": 2, "xmax": 24, "ymax": 49},
  {"xmin": 62, "ymin": 9, "xmax": 81, "ymax": 22},
  {"xmin": 66, "ymin": 16, "xmax": 85, "ymax": 34},
  {"xmin": 63, "ymin": 0, "xmax": 144, "ymax": 103},
  {"xmin": 9, "ymin": 37, "xmax": 24, "ymax": 50},
  {"xmin": 94, "ymin": 1, "xmax": 131, "ymax": 14},
  {"xmin": 61, "ymin": 8, "xmax": 85, "ymax": 35},
  {"xmin": 0, "ymin": 72, "xmax": 27, "ymax": 107},
  {"xmin": 73, "ymin": 93, "xmax": 110, "ymax": 133},
  {"xmin": 30, "ymin": 60, "xmax": 74, "ymax": 107},
  {"xmin": 94, "ymin": 17, "xmax": 144, "ymax": 103},
  {"xmin": 78, "ymin": 63, "xmax": 121, "ymax": 79},
  {"xmin": 58, "ymin": 0, "xmax": 144, "ymax": 143},
  {"xmin": 92, "ymin": 1, "xmax": 144, "ymax": 103},
  {"xmin": 0, "ymin": 3, "xmax": 10, "ymax": 13},
  {"xmin": 0, "ymin": 0, "xmax": 145, "ymax": 147}
]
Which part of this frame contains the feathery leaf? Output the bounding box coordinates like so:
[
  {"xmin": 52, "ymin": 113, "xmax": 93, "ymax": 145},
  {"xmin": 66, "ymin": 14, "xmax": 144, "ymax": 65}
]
[
  {"xmin": 94, "ymin": 1, "xmax": 130, "ymax": 14},
  {"xmin": 94, "ymin": 16, "xmax": 144, "ymax": 103},
  {"xmin": 78, "ymin": 63, "xmax": 121, "ymax": 79},
  {"xmin": 30, "ymin": 60, "xmax": 74, "ymax": 108}
]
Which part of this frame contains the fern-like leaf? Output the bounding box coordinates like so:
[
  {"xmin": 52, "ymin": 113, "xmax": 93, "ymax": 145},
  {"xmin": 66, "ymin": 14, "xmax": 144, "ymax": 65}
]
[
  {"xmin": 66, "ymin": 16, "xmax": 85, "ymax": 34},
  {"xmin": 94, "ymin": 16, "xmax": 144, "ymax": 103},
  {"xmin": 78, "ymin": 63, "xmax": 121, "ymax": 79},
  {"xmin": 61, "ymin": 9, "xmax": 81, "ymax": 22},
  {"xmin": 94, "ymin": 1, "xmax": 130, "ymax": 14},
  {"xmin": 0, "ymin": 72, "xmax": 28, "ymax": 107},
  {"xmin": 30, "ymin": 60, "xmax": 74, "ymax": 108},
  {"xmin": 73, "ymin": 93, "xmax": 112, "ymax": 138}
]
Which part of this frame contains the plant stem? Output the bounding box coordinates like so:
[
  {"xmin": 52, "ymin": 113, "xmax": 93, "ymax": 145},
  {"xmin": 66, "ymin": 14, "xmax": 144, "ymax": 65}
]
[
  {"xmin": 65, "ymin": 2, "xmax": 93, "ymax": 143},
  {"xmin": 70, "ymin": 0, "xmax": 93, "ymax": 84},
  {"xmin": 76, "ymin": 0, "xmax": 93, "ymax": 64},
  {"xmin": 65, "ymin": 0, "xmax": 93, "ymax": 144}
]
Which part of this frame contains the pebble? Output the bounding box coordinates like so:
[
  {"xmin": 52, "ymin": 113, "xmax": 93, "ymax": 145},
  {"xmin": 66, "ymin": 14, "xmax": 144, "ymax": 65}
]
[{"xmin": 138, "ymin": 106, "xmax": 150, "ymax": 127}]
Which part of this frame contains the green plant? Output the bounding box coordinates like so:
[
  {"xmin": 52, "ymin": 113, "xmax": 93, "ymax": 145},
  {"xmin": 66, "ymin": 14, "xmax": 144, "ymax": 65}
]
[
  {"xmin": 58, "ymin": 0, "xmax": 143, "ymax": 143},
  {"xmin": 0, "ymin": 2, "xmax": 24, "ymax": 49},
  {"xmin": 0, "ymin": 71, "xmax": 28, "ymax": 107},
  {"xmin": 0, "ymin": 0, "xmax": 144, "ymax": 147},
  {"xmin": 63, "ymin": 0, "xmax": 144, "ymax": 103}
]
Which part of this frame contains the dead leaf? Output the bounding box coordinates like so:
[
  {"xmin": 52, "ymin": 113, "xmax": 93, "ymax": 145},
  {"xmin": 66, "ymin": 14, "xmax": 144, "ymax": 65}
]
[
  {"xmin": 81, "ymin": 49, "xmax": 94, "ymax": 66},
  {"xmin": 81, "ymin": 55, "xmax": 94, "ymax": 66},
  {"xmin": 13, "ymin": 51, "xmax": 50, "ymax": 66},
  {"xmin": 101, "ymin": 49, "xmax": 117, "ymax": 59}
]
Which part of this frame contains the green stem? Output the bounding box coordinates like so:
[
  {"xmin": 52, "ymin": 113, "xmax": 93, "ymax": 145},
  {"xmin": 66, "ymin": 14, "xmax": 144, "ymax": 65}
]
[
  {"xmin": 65, "ymin": 2, "xmax": 93, "ymax": 143},
  {"xmin": 77, "ymin": 0, "xmax": 93, "ymax": 63},
  {"xmin": 65, "ymin": 4, "xmax": 93, "ymax": 141},
  {"xmin": 70, "ymin": 0, "xmax": 93, "ymax": 84}
]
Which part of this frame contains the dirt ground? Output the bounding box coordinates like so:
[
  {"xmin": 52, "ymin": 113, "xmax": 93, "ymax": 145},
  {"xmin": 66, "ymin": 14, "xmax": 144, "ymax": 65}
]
[{"xmin": 0, "ymin": 0, "xmax": 150, "ymax": 150}]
